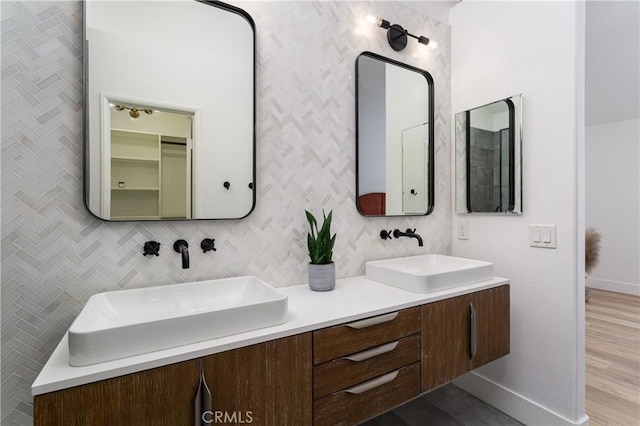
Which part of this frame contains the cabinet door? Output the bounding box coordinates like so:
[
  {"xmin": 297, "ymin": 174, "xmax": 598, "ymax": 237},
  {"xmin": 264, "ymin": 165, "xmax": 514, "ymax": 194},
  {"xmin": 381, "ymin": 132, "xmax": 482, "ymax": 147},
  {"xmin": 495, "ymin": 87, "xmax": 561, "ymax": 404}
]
[
  {"xmin": 421, "ymin": 294, "xmax": 470, "ymax": 392},
  {"xmin": 469, "ymin": 285, "xmax": 510, "ymax": 369},
  {"xmin": 34, "ymin": 359, "xmax": 200, "ymax": 426},
  {"xmin": 204, "ymin": 333, "xmax": 313, "ymax": 425}
]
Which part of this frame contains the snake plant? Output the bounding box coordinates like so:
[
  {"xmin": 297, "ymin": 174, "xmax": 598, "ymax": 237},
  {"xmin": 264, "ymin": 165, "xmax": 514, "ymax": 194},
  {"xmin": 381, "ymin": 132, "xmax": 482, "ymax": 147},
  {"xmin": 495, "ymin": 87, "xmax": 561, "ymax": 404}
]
[{"xmin": 305, "ymin": 209, "xmax": 336, "ymax": 265}]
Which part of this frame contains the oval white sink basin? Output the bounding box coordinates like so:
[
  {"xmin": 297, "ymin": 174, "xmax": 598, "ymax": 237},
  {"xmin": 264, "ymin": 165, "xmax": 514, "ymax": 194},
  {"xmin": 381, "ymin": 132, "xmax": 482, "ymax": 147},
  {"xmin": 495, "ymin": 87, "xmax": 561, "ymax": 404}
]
[
  {"xmin": 68, "ymin": 276, "xmax": 288, "ymax": 366},
  {"xmin": 366, "ymin": 254, "xmax": 493, "ymax": 293}
]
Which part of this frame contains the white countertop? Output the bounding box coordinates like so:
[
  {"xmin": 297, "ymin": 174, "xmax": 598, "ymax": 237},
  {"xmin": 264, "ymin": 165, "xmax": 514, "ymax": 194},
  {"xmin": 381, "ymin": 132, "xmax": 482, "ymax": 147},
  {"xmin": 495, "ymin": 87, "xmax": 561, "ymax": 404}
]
[{"xmin": 32, "ymin": 275, "xmax": 509, "ymax": 396}]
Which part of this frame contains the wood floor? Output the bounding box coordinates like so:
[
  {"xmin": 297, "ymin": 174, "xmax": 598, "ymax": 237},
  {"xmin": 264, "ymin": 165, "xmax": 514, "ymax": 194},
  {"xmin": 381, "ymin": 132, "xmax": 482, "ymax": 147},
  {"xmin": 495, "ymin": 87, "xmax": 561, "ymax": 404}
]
[{"xmin": 586, "ymin": 289, "xmax": 640, "ymax": 426}]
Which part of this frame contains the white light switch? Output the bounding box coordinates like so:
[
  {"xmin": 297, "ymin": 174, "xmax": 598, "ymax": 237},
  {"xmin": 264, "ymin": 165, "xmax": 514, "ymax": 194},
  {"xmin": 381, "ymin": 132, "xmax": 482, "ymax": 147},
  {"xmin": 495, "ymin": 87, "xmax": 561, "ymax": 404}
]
[
  {"xmin": 533, "ymin": 229, "xmax": 542, "ymax": 243},
  {"xmin": 529, "ymin": 225, "xmax": 557, "ymax": 248}
]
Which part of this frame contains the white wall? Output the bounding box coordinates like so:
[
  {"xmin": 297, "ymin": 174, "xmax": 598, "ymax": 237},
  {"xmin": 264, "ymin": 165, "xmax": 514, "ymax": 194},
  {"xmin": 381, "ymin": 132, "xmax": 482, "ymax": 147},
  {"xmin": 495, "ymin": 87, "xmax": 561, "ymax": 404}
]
[
  {"xmin": 451, "ymin": 1, "xmax": 586, "ymax": 425},
  {"xmin": 402, "ymin": 124, "xmax": 428, "ymax": 213},
  {"xmin": 357, "ymin": 55, "xmax": 387, "ymax": 195},
  {"xmin": 385, "ymin": 65, "xmax": 430, "ymax": 215},
  {"xmin": 586, "ymin": 118, "xmax": 640, "ymax": 295},
  {"xmin": 585, "ymin": 1, "xmax": 639, "ymax": 126}
]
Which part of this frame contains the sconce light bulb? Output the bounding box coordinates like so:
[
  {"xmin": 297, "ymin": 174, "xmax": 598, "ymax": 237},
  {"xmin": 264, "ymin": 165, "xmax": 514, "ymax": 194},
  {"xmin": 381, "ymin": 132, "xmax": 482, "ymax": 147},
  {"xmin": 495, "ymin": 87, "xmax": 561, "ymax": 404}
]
[
  {"xmin": 428, "ymin": 40, "xmax": 439, "ymax": 50},
  {"xmin": 367, "ymin": 15, "xmax": 390, "ymax": 29}
]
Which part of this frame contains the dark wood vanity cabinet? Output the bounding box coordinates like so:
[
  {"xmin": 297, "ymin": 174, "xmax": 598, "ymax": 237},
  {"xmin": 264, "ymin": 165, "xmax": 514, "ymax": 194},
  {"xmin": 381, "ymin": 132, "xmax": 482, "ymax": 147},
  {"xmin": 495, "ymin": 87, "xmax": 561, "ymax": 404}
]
[
  {"xmin": 34, "ymin": 334, "xmax": 312, "ymax": 426},
  {"xmin": 34, "ymin": 286, "xmax": 509, "ymax": 426},
  {"xmin": 421, "ymin": 291, "xmax": 471, "ymax": 390},
  {"xmin": 34, "ymin": 358, "xmax": 201, "ymax": 425},
  {"xmin": 203, "ymin": 332, "xmax": 312, "ymax": 425},
  {"xmin": 469, "ymin": 285, "xmax": 511, "ymax": 369},
  {"xmin": 421, "ymin": 285, "xmax": 510, "ymax": 392}
]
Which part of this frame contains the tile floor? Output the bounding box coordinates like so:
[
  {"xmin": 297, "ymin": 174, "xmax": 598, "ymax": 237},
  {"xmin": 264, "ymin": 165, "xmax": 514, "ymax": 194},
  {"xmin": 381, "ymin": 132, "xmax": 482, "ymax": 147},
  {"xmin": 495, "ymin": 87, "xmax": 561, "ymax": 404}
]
[{"xmin": 362, "ymin": 384, "xmax": 523, "ymax": 426}]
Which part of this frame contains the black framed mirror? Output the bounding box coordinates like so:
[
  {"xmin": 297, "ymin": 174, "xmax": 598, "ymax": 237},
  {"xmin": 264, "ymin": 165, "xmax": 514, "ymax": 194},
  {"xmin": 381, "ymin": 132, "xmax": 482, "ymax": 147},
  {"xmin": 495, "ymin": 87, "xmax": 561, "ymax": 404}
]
[
  {"xmin": 356, "ymin": 52, "xmax": 435, "ymax": 217},
  {"xmin": 455, "ymin": 95, "xmax": 523, "ymax": 214},
  {"xmin": 83, "ymin": 0, "xmax": 256, "ymax": 221}
]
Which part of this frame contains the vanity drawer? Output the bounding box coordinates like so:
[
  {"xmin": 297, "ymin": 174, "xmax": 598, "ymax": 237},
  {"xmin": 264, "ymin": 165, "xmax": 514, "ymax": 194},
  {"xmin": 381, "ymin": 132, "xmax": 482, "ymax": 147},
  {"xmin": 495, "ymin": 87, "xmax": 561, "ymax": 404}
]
[
  {"xmin": 313, "ymin": 306, "xmax": 420, "ymax": 365},
  {"xmin": 313, "ymin": 362, "xmax": 420, "ymax": 426},
  {"xmin": 313, "ymin": 334, "xmax": 420, "ymax": 399}
]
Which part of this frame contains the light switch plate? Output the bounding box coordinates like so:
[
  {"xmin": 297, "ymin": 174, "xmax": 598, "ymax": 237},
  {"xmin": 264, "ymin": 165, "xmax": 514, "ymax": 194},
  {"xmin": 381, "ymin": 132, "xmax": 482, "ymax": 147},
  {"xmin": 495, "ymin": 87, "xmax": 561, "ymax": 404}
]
[{"xmin": 529, "ymin": 225, "xmax": 557, "ymax": 248}]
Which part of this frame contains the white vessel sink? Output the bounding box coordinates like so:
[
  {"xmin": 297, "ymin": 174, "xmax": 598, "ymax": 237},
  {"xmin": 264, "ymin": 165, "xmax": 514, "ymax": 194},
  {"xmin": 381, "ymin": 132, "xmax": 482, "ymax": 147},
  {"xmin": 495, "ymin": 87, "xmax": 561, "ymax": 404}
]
[
  {"xmin": 68, "ymin": 276, "xmax": 288, "ymax": 366},
  {"xmin": 366, "ymin": 254, "xmax": 493, "ymax": 293}
]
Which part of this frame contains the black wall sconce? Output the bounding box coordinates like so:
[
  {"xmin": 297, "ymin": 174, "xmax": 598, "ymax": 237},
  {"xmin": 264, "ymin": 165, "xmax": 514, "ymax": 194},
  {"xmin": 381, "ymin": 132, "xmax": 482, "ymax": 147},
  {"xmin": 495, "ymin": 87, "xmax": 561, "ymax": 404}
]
[{"xmin": 367, "ymin": 15, "xmax": 438, "ymax": 52}]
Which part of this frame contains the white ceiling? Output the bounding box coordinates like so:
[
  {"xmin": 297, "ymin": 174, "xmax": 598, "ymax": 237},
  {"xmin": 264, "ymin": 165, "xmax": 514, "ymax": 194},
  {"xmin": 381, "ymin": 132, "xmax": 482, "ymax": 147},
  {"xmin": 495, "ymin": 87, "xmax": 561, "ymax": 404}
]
[
  {"xmin": 399, "ymin": 1, "xmax": 639, "ymax": 127},
  {"xmin": 395, "ymin": 0, "xmax": 460, "ymax": 24}
]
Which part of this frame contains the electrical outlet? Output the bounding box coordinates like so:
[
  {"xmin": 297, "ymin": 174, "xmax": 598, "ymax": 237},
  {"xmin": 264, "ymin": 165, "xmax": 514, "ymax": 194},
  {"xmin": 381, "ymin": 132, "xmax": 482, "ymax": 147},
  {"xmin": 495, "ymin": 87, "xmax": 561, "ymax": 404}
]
[{"xmin": 458, "ymin": 220, "xmax": 469, "ymax": 240}]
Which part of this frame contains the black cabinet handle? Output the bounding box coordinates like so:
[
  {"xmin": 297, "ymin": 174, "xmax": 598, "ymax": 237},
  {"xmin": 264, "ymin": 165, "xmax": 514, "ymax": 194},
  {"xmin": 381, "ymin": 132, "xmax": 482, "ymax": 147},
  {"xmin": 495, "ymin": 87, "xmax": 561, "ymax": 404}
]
[{"xmin": 470, "ymin": 303, "xmax": 477, "ymax": 359}]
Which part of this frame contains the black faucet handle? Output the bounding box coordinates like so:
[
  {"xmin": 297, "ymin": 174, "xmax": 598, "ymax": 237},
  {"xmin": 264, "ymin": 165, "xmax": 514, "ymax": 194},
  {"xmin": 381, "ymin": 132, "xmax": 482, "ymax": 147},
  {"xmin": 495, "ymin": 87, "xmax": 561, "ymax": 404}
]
[
  {"xmin": 380, "ymin": 230, "xmax": 393, "ymax": 240},
  {"xmin": 143, "ymin": 241, "xmax": 161, "ymax": 256},
  {"xmin": 201, "ymin": 238, "xmax": 217, "ymax": 253},
  {"xmin": 406, "ymin": 228, "xmax": 417, "ymax": 234}
]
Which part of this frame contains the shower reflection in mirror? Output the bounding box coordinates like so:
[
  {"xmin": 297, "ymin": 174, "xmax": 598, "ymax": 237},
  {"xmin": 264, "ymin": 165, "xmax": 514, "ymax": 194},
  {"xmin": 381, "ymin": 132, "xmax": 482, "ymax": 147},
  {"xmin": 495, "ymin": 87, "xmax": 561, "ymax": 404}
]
[{"xmin": 455, "ymin": 95, "xmax": 523, "ymax": 214}]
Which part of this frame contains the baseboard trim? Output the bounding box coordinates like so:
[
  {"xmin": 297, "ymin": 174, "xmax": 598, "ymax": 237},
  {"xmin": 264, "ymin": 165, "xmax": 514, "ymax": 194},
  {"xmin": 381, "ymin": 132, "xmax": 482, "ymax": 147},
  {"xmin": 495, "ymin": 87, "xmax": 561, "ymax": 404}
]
[
  {"xmin": 586, "ymin": 278, "xmax": 640, "ymax": 296},
  {"xmin": 453, "ymin": 372, "xmax": 589, "ymax": 426}
]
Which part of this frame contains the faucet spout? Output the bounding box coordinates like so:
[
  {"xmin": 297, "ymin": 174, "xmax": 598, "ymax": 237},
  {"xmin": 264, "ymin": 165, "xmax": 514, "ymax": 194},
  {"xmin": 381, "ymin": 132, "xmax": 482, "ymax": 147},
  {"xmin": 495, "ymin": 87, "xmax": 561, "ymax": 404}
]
[
  {"xmin": 393, "ymin": 228, "xmax": 424, "ymax": 247},
  {"xmin": 173, "ymin": 240, "xmax": 190, "ymax": 269}
]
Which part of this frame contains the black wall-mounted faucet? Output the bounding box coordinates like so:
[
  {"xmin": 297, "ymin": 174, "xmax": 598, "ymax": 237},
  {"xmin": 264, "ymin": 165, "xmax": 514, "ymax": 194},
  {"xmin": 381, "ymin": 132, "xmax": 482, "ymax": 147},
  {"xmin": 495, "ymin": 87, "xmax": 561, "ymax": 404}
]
[
  {"xmin": 173, "ymin": 240, "xmax": 190, "ymax": 269},
  {"xmin": 393, "ymin": 228, "xmax": 424, "ymax": 247}
]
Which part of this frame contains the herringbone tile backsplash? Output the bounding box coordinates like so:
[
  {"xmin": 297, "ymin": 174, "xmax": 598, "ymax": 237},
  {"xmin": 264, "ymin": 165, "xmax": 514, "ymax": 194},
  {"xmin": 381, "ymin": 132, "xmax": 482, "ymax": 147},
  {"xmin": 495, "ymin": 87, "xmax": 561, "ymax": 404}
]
[{"xmin": 1, "ymin": 1, "xmax": 451, "ymax": 423}]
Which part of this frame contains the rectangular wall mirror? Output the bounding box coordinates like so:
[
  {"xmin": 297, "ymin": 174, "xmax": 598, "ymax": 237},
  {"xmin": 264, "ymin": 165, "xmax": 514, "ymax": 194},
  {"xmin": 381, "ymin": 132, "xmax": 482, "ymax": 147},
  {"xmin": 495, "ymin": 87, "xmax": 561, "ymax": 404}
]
[
  {"xmin": 356, "ymin": 52, "xmax": 435, "ymax": 217},
  {"xmin": 455, "ymin": 95, "xmax": 523, "ymax": 214},
  {"xmin": 84, "ymin": 0, "xmax": 255, "ymax": 221}
]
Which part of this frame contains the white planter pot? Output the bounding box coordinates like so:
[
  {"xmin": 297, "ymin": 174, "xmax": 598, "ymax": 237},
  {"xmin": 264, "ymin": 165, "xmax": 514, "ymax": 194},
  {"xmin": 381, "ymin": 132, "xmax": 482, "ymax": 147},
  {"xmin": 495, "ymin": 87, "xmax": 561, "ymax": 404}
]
[{"xmin": 308, "ymin": 263, "xmax": 335, "ymax": 292}]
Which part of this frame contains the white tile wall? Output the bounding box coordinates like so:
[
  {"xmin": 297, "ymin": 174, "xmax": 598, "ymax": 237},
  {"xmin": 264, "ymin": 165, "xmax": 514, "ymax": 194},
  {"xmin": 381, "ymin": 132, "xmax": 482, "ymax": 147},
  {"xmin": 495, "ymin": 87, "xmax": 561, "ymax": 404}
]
[{"xmin": 0, "ymin": 1, "xmax": 451, "ymax": 422}]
